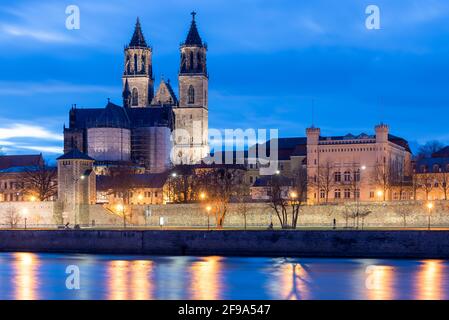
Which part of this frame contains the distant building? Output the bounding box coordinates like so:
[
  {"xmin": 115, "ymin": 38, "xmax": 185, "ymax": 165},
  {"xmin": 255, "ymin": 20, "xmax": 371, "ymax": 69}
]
[
  {"xmin": 96, "ymin": 172, "xmax": 169, "ymax": 205},
  {"xmin": 306, "ymin": 124, "xmax": 412, "ymax": 203},
  {"xmin": 57, "ymin": 149, "xmax": 96, "ymax": 225},
  {"xmin": 0, "ymin": 154, "xmax": 45, "ymax": 202},
  {"xmin": 414, "ymin": 148, "xmax": 449, "ymax": 200}
]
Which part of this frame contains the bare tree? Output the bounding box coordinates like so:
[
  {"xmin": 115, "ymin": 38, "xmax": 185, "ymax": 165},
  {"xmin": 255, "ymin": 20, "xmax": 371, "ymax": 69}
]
[
  {"xmin": 439, "ymin": 170, "xmax": 449, "ymax": 201},
  {"xmin": 417, "ymin": 141, "xmax": 444, "ymax": 159},
  {"xmin": 418, "ymin": 173, "xmax": 435, "ymax": 201},
  {"xmin": 310, "ymin": 160, "xmax": 335, "ymax": 204},
  {"xmin": 234, "ymin": 180, "xmax": 251, "ymax": 230},
  {"xmin": 267, "ymin": 168, "xmax": 307, "ymax": 229},
  {"xmin": 169, "ymin": 165, "xmax": 201, "ymax": 203},
  {"xmin": 202, "ymin": 166, "xmax": 246, "ymax": 228},
  {"xmin": 372, "ymin": 162, "xmax": 394, "ymax": 201},
  {"xmin": 22, "ymin": 163, "xmax": 57, "ymax": 201},
  {"xmin": 290, "ymin": 167, "xmax": 308, "ymax": 229},
  {"xmin": 395, "ymin": 204, "xmax": 414, "ymax": 227},
  {"xmin": 267, "ymin": 175, "xmax": 290, "ymax": 229},
  {"xmin": 3, "ymin": 207, "xmax": 21, "ymax": 228}
]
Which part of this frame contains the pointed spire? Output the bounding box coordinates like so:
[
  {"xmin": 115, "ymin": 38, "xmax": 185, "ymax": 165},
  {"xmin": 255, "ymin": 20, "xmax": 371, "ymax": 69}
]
[
  {"xmin": 184, "ymin": 11, "xmax": 203, "ymax": 46},
  {"xmin": 129, "ymin": 17, "xmax": 148, "ymax": 47}
]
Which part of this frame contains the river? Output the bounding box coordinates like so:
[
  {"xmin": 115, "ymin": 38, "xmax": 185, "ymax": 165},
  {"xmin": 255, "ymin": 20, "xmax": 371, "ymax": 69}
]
[{"xmin": 0, "ymin": 252, "xmax": 448, "ymax": 300}]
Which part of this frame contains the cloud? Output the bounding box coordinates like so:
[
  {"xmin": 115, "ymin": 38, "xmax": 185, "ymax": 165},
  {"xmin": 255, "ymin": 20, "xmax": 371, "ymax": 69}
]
[
  {"xmin": 0, "ymin": 123, "xmax": 62, "ymax": 141},
  {"xmin": 0, "ymin": 122, "xmax": 63, "ymax": 155},
  {"xmin": 0, "ymin": 24, "xmax": 74, "ymax": 43},
  {"xmin": 0, "ymin": 81, "xmax": 119, "ymax": 96}
]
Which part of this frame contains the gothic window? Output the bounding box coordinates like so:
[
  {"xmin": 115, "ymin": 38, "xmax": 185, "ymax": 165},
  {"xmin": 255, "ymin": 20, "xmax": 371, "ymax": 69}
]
[
  {"xmin": 141, "ymin": 55, "xmax": 146, "ymax": 74},
  {"xmin": 132, "ymin": 88, "xmax": 139, "ymax": 106},
  {"xmin": 197, "ymin": 52, "xmax": 201, "ymax": 70},
  {"xmin": 134, "ymin": 54, "xmax": 138, "ymax": 73},
  {"xmin": 126, "ymin": 56, "xmax": 131, "ymax": 74},
  {"xmin": 188, "ymin": 85, "xmax": 195, "ymax": 104},
  {"xmin": 189, "ymin": 52, "xmax": 194, "ymax": 70}
]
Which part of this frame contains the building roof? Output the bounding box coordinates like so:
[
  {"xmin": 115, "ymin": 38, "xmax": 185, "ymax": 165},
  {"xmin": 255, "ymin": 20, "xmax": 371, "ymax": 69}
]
[
  {"xmin": 253, "ymin": 175, "xmax": 292, "ymax": 187},
  {"xmin": 68, "ymin": 101, "xmax": 174, "ymax": 130},
  {"xmin": 415, "ymin": 157, "xmax": 449, "ymax": 173},
  {"xmin": 184, "ymin": 12, "xmax": 203, "ymax": 46},
  {"xmin": 151, "ymin": 79, "xmax": 178, "ymax": 106},
  {"xmin": 57, "ymin": 149, "xmax": 95, "ymax": 161},
  {"xmin": 129, "ymin": 17, "xmax": 148, "ymax": 47},
  {"xmin": 96, "ymin": 172, "xmax": 169, "ymax": 190},
  {"xmin": 0, "ymin": 154, "xmax": 43, "ymax": 170},
  {"xmin": 432, "ymin": 146, "xmax": 449, "ymax": 158}
]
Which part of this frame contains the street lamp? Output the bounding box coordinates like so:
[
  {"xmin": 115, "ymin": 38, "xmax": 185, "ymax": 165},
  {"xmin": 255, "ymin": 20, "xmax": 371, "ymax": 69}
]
[
  {"xmin": 200, "ymin": 192, "xmax": 206, "ymax": 201},
  {"xmin": 376, "ymin": 190, "xmax": 384, "ymax": 200},
  {"xmin": 22, "ymin": 208, "xmax": 29, "ymax": 230},
  {"xmin": 275, "ymin": 170, "xmax": 281, "ymax": 175},
  {"xmin": 426, "ymin": 202, "xmax": 434, "ymax": 230},
  {"xmin": 206, "ymin": 206, "xmax": 212, "ymax": 231}
]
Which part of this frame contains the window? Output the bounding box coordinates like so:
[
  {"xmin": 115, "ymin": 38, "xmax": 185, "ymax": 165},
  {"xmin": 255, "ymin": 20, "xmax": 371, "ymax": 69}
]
[
  {"xmin": 188, "ymin": 85, "xmax": 195, "ymax": 104},
  {"xmin": 354, "ymin": 170, "xmax": 360, "ymax": 182},
  {"xmin": 132, "ymin": 88, "xmax": 139, "ymax": 106},
  {"xmin": 334, "ymin": 189, "xmax": 341, "ymax": 199},
  {"xmin": 355, "ymin": 189, "xmax": 360, "ymax": 199},
  {"xmin": 134, "ymin": 54, "xmax": 138, "ymax": 73},
  {"xmin": 344, "ymin": 171, "xmax": 351, "ymax": 182},
  {"xmin": 320, "ymin": 190, "xmax": 325, "ymax": 199},
  {"xmin": 334, "ymin": 171, "xmax": 341, "ymax": 182},
  {"xmin": 369, "ymin": 191, "xmax": 375, "ymax": 199},
  {"xmin": 344, "ymin": 189, "xmax": 351, "ymax": 199}
]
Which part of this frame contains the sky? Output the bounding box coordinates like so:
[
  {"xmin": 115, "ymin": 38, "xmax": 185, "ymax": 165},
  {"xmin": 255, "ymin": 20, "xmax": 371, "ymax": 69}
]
[{"xmin": 0, "ymin": 0, "xmax": 449, "ymax": 159}]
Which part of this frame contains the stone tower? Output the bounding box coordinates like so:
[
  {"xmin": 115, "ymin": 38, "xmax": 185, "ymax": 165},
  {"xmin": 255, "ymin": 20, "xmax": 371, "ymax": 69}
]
[
  {"xmin": 173, "ymin": 12, "xmax": 209, "ymax": 164},
  {"xmin": 57, "ymin": 149, "xmax": 96, "ymax": 226},
  {"xmin": 122, "ymin": 18, "xmax": 154, "ymax": 108},
  {"xmin": 306, "ymin": 127, "xmax": 321, "ymax": 204}
]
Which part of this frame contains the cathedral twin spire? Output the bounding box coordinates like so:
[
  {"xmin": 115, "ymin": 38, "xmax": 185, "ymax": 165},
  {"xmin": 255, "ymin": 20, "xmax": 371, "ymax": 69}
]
[{"xmin": 123, "ymin": 13, "xmax": 206, "ymax": 108}]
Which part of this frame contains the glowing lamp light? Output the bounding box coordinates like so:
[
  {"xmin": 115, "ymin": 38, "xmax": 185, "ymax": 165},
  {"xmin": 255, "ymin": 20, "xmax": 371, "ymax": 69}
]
[
  {"xmin": 206, "ymin": 206, "xmax": 212, "ymax": 213},
  {"xmin": 290, "ymin": 192, "xmax": 298, "ymax": 199},
  {"xmin": 427, "ymin": 202, "xmax": 434, "ymax": 210},
  {"xmin": 200, "ymin": 193, "xmax": 206, "ymax": 200},
  {"xmin": 116, "ymin": 204, "xmax": 124, "ymax": 213},
  {"xmin": 171, "ymin": 172, "xmax": 177, "ymax": 178},
  {"xmin": 21, "ymin": 208, "xmax": 29, "ymax": 216},
  {"xmin": 29, "ymin": 196, "xmax": 37, "ymax": 202},
  {"xmin": 275, "ymin": 170, "xmax": 281, "ymax": 175},
  {"xmin": 361, "ymin": 165, "xmax": 367, "ymax": 170},
  {"xmin": 376, "ymin": 190, "xmax": 384, "ymax": 198},
  {"xmin": 137, "ymin": 194, "xmax": 144, "ymax": 201}
]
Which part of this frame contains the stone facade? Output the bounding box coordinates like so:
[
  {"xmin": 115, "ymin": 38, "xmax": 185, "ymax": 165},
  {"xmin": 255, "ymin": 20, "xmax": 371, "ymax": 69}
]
[
  {"xmin": 2, "ymin": 201, "xmax": 449, "ymax": 229},
  {"xmin": 57, "ymin": 150, "xmax": 96, "ymax": 225},
  {"xmin": 306, "ymin": 124, "xmax": 412, "ymax": 204}
]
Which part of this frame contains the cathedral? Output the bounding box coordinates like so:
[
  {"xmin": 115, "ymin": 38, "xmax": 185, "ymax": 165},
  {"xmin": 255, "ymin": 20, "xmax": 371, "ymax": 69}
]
[{"xmin": 63, "ymin": 13, "xmax": 209, "ymax": 173}]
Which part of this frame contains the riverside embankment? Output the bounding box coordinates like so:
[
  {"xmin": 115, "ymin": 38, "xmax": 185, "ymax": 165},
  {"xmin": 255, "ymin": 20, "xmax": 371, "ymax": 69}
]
[{"xmin": 1, "ymin": 229, "xmax": 449, "ymax": 258}]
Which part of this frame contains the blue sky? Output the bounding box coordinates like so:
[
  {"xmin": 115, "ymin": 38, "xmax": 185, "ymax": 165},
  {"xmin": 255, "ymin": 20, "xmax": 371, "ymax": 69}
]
[{"xmin": 0, "ymin": 0, "xmax": 449, "ymax": 158}]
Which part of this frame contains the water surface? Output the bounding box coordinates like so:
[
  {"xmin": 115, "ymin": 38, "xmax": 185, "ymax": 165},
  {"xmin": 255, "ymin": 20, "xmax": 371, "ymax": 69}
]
[{"xmin": 0, "ymin": 252, "xmax": 448, "ymax": 300}]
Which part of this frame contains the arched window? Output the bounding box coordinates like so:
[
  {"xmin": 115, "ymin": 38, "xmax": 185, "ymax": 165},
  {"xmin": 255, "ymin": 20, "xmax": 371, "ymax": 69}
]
[
  {"xmin": 189, "ymin": 52, "xmax": 194, "ymax": 70},
  {"xmin": 141, "ymin": 55, "xmax": 146, "ymax": 74},
  {"xmin": 126, "ymin": 56, "xmax": 131, "ymax": 74},
  {"xmin": 134, "ymin": 54, "xmax": 138, "ymax": 73},
  {"xmin": 132, "ymin": 88, "xmax": 139, "ymax": 106},
  {"xmin": 188, "ymin": 85, "xmax": 195, "ymax": 104},
  {"xmin": 344, "ymin": 171, "xmax": 351, "ymax": 182}
]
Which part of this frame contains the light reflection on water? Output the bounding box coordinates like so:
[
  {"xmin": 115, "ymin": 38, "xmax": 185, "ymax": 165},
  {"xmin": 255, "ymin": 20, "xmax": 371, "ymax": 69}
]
[{"xmin": 1, "ymin": 253, "xmax": 449, "ymax": 300}]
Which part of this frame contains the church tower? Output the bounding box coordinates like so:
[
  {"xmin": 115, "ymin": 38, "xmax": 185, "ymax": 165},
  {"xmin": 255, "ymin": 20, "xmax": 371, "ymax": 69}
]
[
  {"xmin": 173, "ymin": 12, "xmax": 209, "ymax": 164},
  {"xmin": 122, "ymin": 18, "xmax": 154, "ymax": 108}
]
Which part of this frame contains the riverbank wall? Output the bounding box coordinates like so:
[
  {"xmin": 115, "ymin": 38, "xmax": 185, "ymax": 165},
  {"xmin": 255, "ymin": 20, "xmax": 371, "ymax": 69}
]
[
  {"xmin": 1, "ymin": 230, "xmax": 449, "ymax": 259},
  {"xmin": 2, "ymin": 201, "xmax": 449, "ymax": 229}
]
